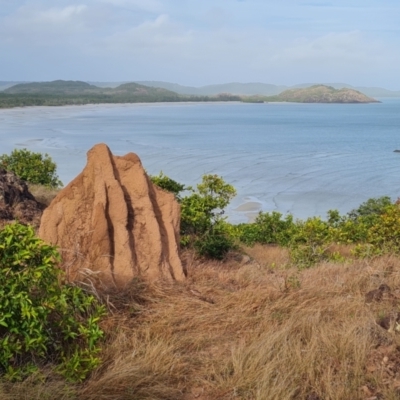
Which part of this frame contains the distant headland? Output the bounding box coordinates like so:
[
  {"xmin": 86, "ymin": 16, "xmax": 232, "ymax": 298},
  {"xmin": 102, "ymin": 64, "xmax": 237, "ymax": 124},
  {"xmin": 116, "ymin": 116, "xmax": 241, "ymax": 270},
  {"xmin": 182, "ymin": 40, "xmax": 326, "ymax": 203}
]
[
  {"xmin": 0, "ymin": 80, "xmax": 380, "ymax": 108},
  {"xmin": 251, "ymin": 85, "xmax": 379, "ymax": 104}
]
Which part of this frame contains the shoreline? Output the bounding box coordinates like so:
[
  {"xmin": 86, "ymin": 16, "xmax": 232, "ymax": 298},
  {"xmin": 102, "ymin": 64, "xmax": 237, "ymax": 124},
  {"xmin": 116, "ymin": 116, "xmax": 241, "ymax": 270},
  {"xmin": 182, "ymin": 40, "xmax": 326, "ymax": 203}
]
[
  {"xmin": 0, "ymin": 101, "xmax": 246, "ymax": 111},
  {"xmin": 0, "ymin": 96, "xmax": 385, "ymax": 111}
]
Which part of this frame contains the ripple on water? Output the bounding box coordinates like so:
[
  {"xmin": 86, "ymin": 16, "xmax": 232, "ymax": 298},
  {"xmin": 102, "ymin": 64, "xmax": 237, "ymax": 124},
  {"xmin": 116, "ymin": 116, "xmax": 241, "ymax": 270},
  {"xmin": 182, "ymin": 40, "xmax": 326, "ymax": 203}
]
[{"xmin": 1, "ymin": 101, "xmax": 400, "ymax": 220}]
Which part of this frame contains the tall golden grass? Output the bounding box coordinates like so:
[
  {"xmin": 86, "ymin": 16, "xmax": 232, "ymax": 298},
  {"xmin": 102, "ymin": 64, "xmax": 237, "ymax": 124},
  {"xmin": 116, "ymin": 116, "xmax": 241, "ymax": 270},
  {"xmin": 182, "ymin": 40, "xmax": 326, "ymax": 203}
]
[
  {"xmin": 3, "ymin": 248, "xmax": 400, "ymax": 399},
  {"xmin": 28, "ymin": 183, "xmax": 60, "ymax": 206}
]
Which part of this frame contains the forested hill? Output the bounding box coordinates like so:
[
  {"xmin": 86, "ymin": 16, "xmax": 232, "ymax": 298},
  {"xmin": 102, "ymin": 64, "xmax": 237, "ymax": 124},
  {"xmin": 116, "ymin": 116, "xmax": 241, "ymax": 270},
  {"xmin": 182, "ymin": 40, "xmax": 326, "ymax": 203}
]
[
  {"xmin": 4, "ymin": 80, "xmax": 101, "ymax": 95},
  {"xmin": 0, "ymin": 80, "xmax": 241, "ymax": 108}
]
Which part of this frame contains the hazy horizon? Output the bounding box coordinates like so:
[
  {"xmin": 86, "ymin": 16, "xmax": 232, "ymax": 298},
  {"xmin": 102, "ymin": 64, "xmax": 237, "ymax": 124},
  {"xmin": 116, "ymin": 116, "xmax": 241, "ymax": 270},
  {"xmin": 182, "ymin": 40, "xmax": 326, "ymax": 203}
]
[{"xmin": 1, "ymin": 1, "xmax": 400, "ymax": 90}]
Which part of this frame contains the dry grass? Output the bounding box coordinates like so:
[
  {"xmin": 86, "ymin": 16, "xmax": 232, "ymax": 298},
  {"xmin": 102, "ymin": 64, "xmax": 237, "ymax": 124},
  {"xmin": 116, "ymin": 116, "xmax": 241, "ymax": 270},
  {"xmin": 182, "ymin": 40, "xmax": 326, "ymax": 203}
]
[
  {"xmin": 0, "ymin": 369, "xmax": 78, "ymax": 399},
  {"xmin": 81, "ymin": 253, "xmax": 400, "ymax": 399},
  {"xmin": 325, "ymin": 243, "xmax": 357, "ymax": 259},
  {"xmin": 28, "ymin": 184, "xmax": 60, "ymax": 206},
  {"xmin": 242, "ymin": 243, "xmax": 290, "ymax": 268},
  {"xmin": 4, "ymin": 250, "xmax": 400, "ymax": 399}
]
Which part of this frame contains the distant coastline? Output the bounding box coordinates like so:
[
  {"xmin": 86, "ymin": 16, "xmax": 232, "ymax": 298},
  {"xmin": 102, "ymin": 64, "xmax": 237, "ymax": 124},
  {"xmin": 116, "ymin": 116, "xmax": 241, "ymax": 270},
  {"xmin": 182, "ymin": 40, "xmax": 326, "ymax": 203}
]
[{"xmin": 0, "ymin": 81, "xmax": 379, "ymax": 109}]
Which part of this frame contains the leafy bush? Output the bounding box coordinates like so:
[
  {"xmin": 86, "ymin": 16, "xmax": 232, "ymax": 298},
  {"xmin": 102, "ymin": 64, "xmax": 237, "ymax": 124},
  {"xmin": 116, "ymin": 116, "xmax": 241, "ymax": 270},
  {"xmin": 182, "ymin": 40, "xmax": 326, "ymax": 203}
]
[
  {"xmin": 151, "ymin": 173, "xmax": 400, "ymax": 264},
  {"xmin": 238, "ymin": 211, "xmax": 295, "ymax": 246},
  {"xmin": 150, "ymin": 171, "xmax": 185, "ymax": 199},
  {"xmin": 151, "ymin": 172, "xmax": 237, "ymax": 258},
  {"xmin": 180, "ymin": 175, "xmax": 237, "ymax": 259},
  {"xmin": 180, "ymin": 174, "xmax": 236, "ymax": 238},
  {"xmin": 194, "ymin": 226, "xmax": 235, "ymax": 260},
  {"xmin": 0, "ymin": 148, "xmax": 62, "ymax": 188},
  {"xmin": 364, "ymin": 204, "xmax": 400, "ymax": 254},
  {"xmin": 0, "ymin": 223, "xmax": 105, "ymax": 381},
  {"xmin": 348, "ymin": 196, "xmax": 392, "ymax": 223}
]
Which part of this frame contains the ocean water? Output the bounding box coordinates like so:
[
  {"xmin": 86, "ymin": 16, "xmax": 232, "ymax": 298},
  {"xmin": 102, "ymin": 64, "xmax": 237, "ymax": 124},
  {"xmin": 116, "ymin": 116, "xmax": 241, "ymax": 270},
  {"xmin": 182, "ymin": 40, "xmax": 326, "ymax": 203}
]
[{"xmin": 1, "ymin": 100, "xmax": 400, "ymax": 223}]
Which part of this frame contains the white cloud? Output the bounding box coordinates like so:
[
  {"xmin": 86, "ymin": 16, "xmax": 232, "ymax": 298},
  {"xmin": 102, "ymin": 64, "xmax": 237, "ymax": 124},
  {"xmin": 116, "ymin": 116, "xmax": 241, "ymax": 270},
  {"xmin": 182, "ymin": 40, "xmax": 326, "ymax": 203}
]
[
  {"xmin": 1, "ymin": 0, "xmax": 400, "ymax": 87},
  {"xmin": 0, "ymin": 4, "xmax": 90, "ymax": 45},
  {"xmin": 3, "ymin": 4, "xmax": 88, "ymax": 31},
  {"xmin": 34, "ymin": 5, "xmax": 88, "ymax": 24},
  {"xmin": 102, "ymin": 14, "xmax": 192, "ymax": 53},
  {"xmin": 99, "ymin": 0, "xmax": 163, "ymax": 13}
]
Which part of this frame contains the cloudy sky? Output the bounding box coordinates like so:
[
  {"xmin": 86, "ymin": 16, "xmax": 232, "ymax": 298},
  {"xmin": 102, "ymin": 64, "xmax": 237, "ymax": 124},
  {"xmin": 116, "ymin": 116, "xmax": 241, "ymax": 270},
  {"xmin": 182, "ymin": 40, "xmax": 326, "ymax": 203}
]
[{"xmin": 1, "ymin": 0, "xmax": 399, "ymax": 88}]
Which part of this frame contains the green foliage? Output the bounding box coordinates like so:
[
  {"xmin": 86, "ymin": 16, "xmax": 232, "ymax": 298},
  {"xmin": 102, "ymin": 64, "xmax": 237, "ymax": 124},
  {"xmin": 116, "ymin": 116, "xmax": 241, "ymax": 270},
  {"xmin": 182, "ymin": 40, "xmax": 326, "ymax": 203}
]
[
  {"xmin": 180, "ymin": 174, "xmax": 236, "ymax": 238},
  {"xmin": 150, "ymin": 172, "xmax": 400, "ymax": 265},
  {"xmin": 238, "ymin": 211, "xmax": 295, "ymax": 246},
  {"xmin": 348, "ymin": 196, "xmax": 392, "ymax": 221},
  {"xmin": 364, "ymin": 204, "xmax": 400, "ymax": 253},
  {"xmin": 151, "ymin": 172, "xmax": 237, "ymax": 259},
  {"xmin": 235, "ymin": 197, "xmax": 400, "ymax": 268},
  {"xmin": 150, "ymin": 171, "xmax": 186, "ymax": 199},
  {"xmin": 0, "ymin": 148, "xmax": 62, "ymax": 188},
  {"xmin": 180, "ymin": 175, "xmax": 236, "ymax": 259},
  {"xmin": 0, "ymin": 223, "xmax": 105, "ymax": 382},
  {"xmin": 194, "ymin": 222, "xmax": 235, "ymax": 260}
]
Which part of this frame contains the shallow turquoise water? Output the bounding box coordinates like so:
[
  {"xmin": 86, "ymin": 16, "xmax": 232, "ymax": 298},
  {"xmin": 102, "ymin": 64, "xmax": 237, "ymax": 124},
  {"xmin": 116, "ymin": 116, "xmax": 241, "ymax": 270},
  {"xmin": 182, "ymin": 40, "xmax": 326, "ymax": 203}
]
[{"xmin": 1, "ymin": 100, "xmax": 400, "ymax": 222}]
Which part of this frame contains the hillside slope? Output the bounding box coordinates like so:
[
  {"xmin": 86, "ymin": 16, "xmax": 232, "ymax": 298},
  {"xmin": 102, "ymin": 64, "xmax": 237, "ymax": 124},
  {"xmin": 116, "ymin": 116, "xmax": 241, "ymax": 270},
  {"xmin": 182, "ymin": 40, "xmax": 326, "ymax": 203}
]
[
  {"xmin": 274, "ymin": 85, "xmax": 379, "ymax": 103},
  {"xmin": 5, "ymin": 80, "xmax": 101, "ymax": 95},
  {"xmin": 0, "ymin": 80, "xmax": 182, "ymax": 107}
]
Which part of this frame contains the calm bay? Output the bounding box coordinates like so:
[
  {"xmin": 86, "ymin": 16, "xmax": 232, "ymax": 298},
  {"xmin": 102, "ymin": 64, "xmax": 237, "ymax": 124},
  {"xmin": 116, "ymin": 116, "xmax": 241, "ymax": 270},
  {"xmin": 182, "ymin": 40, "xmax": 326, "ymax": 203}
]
[{"xmin": 1, "ymin": 100, "xmax": 400, "ymax": 222}]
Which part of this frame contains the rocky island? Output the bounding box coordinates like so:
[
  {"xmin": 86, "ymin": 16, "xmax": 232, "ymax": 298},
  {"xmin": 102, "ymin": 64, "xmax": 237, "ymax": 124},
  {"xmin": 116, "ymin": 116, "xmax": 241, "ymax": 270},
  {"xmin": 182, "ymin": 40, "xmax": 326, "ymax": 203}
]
[{"xmin": 271, "ymin": 84, "xmax": 379, "ymax": 103}]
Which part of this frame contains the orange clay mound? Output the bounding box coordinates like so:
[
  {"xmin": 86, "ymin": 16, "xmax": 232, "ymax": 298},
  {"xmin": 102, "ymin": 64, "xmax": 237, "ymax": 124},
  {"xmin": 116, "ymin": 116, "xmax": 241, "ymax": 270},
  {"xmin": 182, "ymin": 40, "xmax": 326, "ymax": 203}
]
[{"xmin": 39, "ymin": 143, "xmax": 185, "ymax": 289}]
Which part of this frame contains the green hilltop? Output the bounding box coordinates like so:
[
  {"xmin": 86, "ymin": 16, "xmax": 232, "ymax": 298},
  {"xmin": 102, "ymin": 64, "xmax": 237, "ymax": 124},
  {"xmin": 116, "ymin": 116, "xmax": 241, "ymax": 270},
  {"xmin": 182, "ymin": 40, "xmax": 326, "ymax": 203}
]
[
  {"xmin": 5, "ymin": 80, "xmax": 100, "ymax": 95},
  {"xmin": 0, "ymin": 80, "xmax": 181, "ymax": 107},
  {"xmin": 0, "ymin": 80, "xmax": 241, "ymax": 108}
]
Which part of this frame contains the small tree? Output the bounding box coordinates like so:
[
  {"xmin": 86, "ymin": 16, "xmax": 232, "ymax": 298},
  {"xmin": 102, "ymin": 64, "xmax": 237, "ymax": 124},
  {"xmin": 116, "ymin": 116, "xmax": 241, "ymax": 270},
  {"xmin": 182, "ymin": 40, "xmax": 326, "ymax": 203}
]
[
  {"xmin": 0, "ymin": 148, "xmax": 62, "ymax": 188},
  {"xmin": 180, "ymin": 175, "xmax": 236, "ymax": 258},
  {"xmin": 151, "ymin": 172, "xmax": 237, "ymax": 259},
  {"xmin": 348, "ymin": 196, "xmax": 392, "ymax": 221}
]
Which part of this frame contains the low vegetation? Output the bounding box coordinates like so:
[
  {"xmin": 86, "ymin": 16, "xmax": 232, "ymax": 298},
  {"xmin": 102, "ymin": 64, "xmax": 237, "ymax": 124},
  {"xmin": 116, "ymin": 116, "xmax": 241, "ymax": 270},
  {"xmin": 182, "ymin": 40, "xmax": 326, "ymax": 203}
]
[
  {"xmin": 150, "ymin": 172, "xmax": 237, "ymax": 259},
  {"xmin": 0, "ymin": 148, "xmax": 62, "ymax": 188},
  {"xmin": 0, "ymin": 223, "xmax": 105, "ymax": 383},
  {"xmin": 2, "ymin": 155, "xmax": 400, "ymax": 398}
]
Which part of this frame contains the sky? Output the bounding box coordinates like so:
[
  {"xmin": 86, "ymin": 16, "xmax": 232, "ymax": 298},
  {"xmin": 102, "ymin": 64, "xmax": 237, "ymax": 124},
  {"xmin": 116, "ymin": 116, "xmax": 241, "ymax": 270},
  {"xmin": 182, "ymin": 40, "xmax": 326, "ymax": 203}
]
[{"xmin": 1, "ymin": 0, "xmax": 399, "ymax": 88}]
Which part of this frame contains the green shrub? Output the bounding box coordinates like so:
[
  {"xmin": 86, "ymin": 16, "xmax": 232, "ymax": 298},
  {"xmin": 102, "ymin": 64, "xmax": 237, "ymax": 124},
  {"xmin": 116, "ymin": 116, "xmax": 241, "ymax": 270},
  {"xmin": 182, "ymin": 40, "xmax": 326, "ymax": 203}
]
[
  {"xmin": 151, "ymin": 172, "xmax": 237, "ymax": 258},
  {"xmin": 150, "ymin": 171, "xmax": 185, "ymax": 199},
  {"xmin": 348, "ymin": 196, "xmax": 392, "ymax": 223},
  {"xmin": 194, "ymin": 230, "xmax": 235, "ymax": 260},
  {"xmin": 180, "ymin": 174, "xmax": 236, "ymax": 239},
  {"xmin": 365, "ymin": 204, "xmax": 400, "ymax": 253},
  {"xmin": 238, "ymin": 211, "xmax": 295, "ymax": 246},
  {"xmin": 0, "ymin": 223, "xmax": 105, "ymax": 381},
  {"xmin": 0, "ymin": 148, "xmax": 62, "ymax": 188}
]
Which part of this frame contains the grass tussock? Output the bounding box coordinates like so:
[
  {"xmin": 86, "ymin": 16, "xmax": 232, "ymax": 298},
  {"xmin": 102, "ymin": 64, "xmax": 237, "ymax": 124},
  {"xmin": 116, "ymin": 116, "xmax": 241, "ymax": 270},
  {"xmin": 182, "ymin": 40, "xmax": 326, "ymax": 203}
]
[
  {"xmin": 242, "ymin": 243, "xmax": 290, "ymax": 268},
  {"xmin": 28, "ymin": 183, "xmax": 60, "ymax": 206},
  {"xmin": 4, "ymin": 249, "xmax": 400, "ymax": 399},
  {"xmin": 0, "ymin": 369, "xmax": 78, "ymax": 400}
]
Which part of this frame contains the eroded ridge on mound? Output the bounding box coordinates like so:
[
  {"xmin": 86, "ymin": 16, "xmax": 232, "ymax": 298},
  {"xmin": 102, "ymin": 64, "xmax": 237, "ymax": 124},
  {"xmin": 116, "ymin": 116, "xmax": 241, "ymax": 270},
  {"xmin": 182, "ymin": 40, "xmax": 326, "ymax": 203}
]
[{"xmin": 39, "ymin": 143, "xmax": 185, "ymax": 289}]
